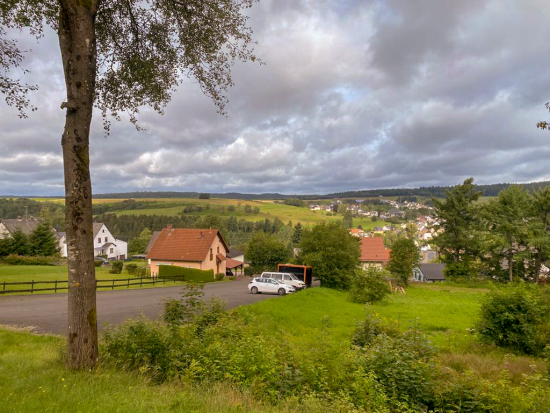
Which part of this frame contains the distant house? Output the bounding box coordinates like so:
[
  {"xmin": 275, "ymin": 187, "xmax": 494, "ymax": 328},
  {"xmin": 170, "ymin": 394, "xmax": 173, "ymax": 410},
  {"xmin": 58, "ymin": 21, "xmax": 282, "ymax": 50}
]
[
  {"xmin": 228, "ymin": 248, "xmax": 245, "ymax": 262},
  {"xmin": 359, "ymin": 237, "xmax": 391, "ymax": 269},
  {"xmin": 413, "ymin": 263, "xmax": 446, "ymax": 282},
  {"xmin": 349, "ymin": 228, "xmax": 365, "ymax": 238},
  {"xmin": 91, "ymin": 223, "xmax": 127, "ymax": 260},
  {"xmin": 145, "ymin": 231, "xmax": 161, "ymax": 254},
  {"xmin": 146, "ymin": 226, "xmax": 229, "ymax": 277},
  {"xmin": 57, "ymin": 232, "xmax": 67, "ymax": 257},
  {"xmin": 0, "ymin": 217, "xmax": 41, "ymax": 239}
]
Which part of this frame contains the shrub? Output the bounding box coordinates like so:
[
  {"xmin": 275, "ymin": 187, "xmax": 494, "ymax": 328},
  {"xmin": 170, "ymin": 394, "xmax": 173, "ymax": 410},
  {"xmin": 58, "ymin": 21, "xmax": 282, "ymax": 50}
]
[
  {"xmin": 214, "ymin": 272, "xmax": 224, "ymax": 281},
  {"xmin": 352, "ymin": 311, "xmax": 400, "ymax": 348},
  {"xmin": 109, "ymin": 261, "xmax": 123, "ymax": 274},
  {"xmin": 358, "ymin": 328, "xmax": 438, "ymax": 410},
  {"xmin": 94, "ymin": 260, "xmax": 102, "ymax": 268},
  {"xmin": 349, "ymin": 267, "xmax": 392, "ymax": 304},
  {"xmin": 158, "ymin": 265, "xmax": 214, "ymax": 283},
  {"xmin": 2, "ymin": 254, "xmax": 58, "ymax": 266},
  {"xmin": 125, "ymin": 263, "xmax": 138, "ymax": 275},
  {"xmin": 244, "ymin": 266, "xmax": 255, "ymax": 276},
  {"xmin": 476, "ymin": 284, "xmax": 550, "ymax": 355}
]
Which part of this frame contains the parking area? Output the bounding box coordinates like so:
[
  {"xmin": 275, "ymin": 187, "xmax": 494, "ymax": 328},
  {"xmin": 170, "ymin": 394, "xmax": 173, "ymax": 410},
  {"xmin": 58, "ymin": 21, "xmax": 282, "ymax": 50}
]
[{"xmin": 0, "ymin": 279, "xmax": 293, "ymax": 335}]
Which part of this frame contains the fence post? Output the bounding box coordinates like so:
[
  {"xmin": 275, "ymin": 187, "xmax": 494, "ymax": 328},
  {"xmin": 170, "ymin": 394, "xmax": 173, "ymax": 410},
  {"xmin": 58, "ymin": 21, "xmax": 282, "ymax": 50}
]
[
  {"xmin": 140, "ymin": 277, "xmax": 143, "ymax": 288},
  {"xmin": 112, "ymin": 279, "xmax": 115, "ymax": 290},
  {"xmin": 54, "ymin": 280, "xmax": 58, "ymax": 294},
  {"xmin": 31, "ymin": 280, "xmax": 34, "ymax": 294},
  {"xmin": 2, "ymin": 281, "xmax": 5, "ymax": 293},
  {"xmin": 127, "ymin": 278, "xmax": 130, "ymax": 289}
]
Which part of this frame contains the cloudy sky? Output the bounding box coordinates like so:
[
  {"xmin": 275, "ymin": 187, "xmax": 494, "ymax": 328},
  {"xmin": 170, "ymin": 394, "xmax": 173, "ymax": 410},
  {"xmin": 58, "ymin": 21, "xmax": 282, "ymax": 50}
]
[{"xmin": 2, "ymin": 0, "xmax": 550, "ymax": 196}]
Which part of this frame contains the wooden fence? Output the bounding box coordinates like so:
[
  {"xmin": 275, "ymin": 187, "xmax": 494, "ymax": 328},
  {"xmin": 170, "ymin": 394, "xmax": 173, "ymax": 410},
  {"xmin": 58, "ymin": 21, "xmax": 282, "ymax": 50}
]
[{"xmin": 0, "ymin": 275, "xmax": 187, "ymax": 295}]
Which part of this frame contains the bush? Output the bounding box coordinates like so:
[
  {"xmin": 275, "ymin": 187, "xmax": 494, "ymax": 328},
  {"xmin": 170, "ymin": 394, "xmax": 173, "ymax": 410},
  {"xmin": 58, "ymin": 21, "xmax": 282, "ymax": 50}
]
[
  {"xmin": 349, "ymin": 267, "xmax": 392, "ymax": 304},
  {"xmin": 94, "ymin": 260, "xmax": 102, "ymax": 268},
  {"xmin": 125, "ymin": 263, "xmax": 138, "ymax": 275},
  {"xmin": 158, "ymin": 265, "xmax": 214, "ymax": 282},
  {"xmin": 109, "ymin": 261, "xmax": 123, "ymax": 274},
  {"xmin": 358, "ymin": 328, "xmax": 438, "ymax": 410},
  {"xmin": 1, "ymin": 254, "xmax": 59, "ymax": 266},
  {"xmin": 352, "ymin": 311, "xmax": 400, "ymax": 347},
  {"xmin": 476, "ymin": 284, "xmax": 550, "ymax": 355},
  {"xmin": 244, "ymin": 266, "xmax": 256, "ymax": 276},
  {"xmin": 214, "ymin": 272, "xmax": 224, "ymax": 281}
]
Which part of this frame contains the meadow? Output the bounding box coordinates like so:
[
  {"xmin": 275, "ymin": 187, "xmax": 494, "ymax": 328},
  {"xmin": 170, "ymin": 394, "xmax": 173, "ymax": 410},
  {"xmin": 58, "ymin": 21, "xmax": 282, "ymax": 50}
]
[
  {"xmin": 0, "ymin": 264, "xmax": 190, "ymax": 294},
  {"xmin": 32, "ymin": 197, "xmax": 394, "ymax": 228},
  {"xmin": 0, "ymin": 283, "xmax": 547, "ymax": 412}
]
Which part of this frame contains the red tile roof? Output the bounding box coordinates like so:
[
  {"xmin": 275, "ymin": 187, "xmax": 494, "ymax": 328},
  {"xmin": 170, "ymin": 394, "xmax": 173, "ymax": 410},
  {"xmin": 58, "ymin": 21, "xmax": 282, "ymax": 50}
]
[
  {"xmin": 360, "ymin": 237, "xmax": 391, "ymax": 263},
  {"xmin": 226, "ymin": 258, "xmax": 243, "ymax": 269},
  {"xmin": 146, "ymin": 228, "xmax": 229, "ymax": 262}
]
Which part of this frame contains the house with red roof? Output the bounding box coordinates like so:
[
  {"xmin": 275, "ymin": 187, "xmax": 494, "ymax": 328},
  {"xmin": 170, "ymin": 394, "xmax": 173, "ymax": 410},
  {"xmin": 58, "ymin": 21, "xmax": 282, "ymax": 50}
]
[
  {"xmin": 146, "ymin": 226, "xmax": 229, "ymax": 276},
  {"xmin": 359, "ymin": 237, "xmax": 391, "ymax": 269}
]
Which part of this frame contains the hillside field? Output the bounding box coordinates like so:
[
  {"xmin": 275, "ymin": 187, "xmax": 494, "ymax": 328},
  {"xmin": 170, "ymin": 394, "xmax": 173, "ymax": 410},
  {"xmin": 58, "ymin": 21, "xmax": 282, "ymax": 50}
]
[{"xmin": 32, "ymin": 197, "xmax": 393, "ymax": 228}]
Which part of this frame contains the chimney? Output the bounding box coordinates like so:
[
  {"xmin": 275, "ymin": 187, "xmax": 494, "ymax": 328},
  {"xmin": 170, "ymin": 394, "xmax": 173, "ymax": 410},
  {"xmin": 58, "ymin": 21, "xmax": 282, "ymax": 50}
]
[
  {"xmin": 199, "ymin": 231, "xmax": 204, "ymax": 239},
  {"xmin": 209, "ymin": 227, "xmax": 212, "ymax": 233}
]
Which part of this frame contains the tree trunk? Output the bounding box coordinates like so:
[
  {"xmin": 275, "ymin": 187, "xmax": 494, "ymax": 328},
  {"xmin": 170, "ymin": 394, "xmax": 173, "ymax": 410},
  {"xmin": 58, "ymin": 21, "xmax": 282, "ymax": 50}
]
[{"xmin": 58, "ymin": 1, "xmax": 99, "ymax": 370}]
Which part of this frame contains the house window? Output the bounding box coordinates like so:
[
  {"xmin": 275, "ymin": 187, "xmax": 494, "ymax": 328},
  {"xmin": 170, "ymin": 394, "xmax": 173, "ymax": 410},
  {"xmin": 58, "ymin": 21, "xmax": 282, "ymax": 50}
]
[
  {"xmin": 105, "ymin": 237, "xmax": 108, "ymax": 243},
  {"xmin": 110, "ymin": 248, "xmax": 114, "ymax": 254},
  {"xmin": 217, "ymin": 246, "xmax": 219, "ymax": 253},
  {"xmin": 97, "ymin": 237, "xmax": 101, "ymax": 244},
  {"xmin": 102, "ymin": 229, "xmax": 105, "ymax": 233},
  {"xmin": 210, "ymin": 248, "xmax": 213, "ymax": 261}
]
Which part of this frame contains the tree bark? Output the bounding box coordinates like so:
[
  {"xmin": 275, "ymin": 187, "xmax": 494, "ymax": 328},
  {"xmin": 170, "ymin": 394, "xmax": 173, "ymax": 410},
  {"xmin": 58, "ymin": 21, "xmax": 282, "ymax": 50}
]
[{"xmin": 58, "ymin": 0, "xmax": 99, "ymax": 369}]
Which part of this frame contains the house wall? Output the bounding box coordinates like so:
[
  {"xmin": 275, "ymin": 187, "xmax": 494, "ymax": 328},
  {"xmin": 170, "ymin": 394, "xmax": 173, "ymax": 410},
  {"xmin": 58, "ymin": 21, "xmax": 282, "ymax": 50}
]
[
  {"xmin": 200, "ymin": 234, "xmax": 227, "ymax": 274},
  {"xmin": 0, "ymin": 223, "xmax": 9, "ymax": 240},
  {"xmin": 361, "ymin": 261, "xmax": 385, "ymax": 270},
  {"xmin": 150, "ymin": 259, "xmax": 201, "ymax": 276}
]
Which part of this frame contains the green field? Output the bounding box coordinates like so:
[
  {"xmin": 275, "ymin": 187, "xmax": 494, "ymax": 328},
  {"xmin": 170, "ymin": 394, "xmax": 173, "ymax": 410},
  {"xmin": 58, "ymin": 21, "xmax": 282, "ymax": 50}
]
[
  {"xmin": 0, "ymin": 264, "xmax": 191, "ymax": 294},
  {"xmin": 0, "ymin": 283, "xmax": 546, "ymax": 412},
  {"xmin": 242, "ymin": 283, "xmax": 489, "ymax": 349},
  {"xmin": 32, "ymin": 197, "xmax": 394, "ymax": 227}
]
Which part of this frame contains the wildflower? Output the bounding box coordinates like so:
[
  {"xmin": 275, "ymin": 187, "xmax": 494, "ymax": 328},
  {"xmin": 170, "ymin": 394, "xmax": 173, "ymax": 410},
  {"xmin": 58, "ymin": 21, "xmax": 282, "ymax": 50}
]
[{"xmin": 61, "ymin": 378, "xmax": 65, "ymax": 382}]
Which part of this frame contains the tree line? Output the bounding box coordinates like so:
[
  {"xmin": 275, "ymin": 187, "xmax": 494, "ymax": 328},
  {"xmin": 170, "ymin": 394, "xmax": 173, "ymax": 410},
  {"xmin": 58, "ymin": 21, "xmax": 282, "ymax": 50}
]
[{"xmin": 432, "ymin": 178, "xmax": 550, "ymax": 282}]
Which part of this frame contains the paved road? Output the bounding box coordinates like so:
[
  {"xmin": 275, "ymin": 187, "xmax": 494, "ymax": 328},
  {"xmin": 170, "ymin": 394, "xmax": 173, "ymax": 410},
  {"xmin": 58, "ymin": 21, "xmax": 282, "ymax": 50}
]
[{"xmin": 0, "ymin": 280, "xmax": 285, "ymax": 335}]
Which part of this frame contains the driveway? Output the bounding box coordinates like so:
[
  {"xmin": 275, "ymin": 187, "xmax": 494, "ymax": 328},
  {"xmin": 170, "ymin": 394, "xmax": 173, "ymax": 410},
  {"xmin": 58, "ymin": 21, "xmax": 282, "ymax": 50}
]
[{"xmin": 0, "ymin": 280, "xmax": 285, "ymax": 335}]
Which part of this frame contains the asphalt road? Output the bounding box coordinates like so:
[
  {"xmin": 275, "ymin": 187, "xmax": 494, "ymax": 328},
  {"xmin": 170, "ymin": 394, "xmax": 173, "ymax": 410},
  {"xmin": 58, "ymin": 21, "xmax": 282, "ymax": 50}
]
[{"xmin": 0, "ymin": 280, "xmax": 286, "ymax": 335}]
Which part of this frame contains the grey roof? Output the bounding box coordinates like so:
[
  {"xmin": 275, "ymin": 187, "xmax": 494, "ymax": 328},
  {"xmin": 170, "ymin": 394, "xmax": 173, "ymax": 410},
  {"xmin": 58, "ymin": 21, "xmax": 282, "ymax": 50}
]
[
  {"xmin": 56, "ymin": 231, "xmax": 66, "ymax": 240},
  {"xmin": 419, "ymin": 263, "xmax": 446, "ymax": 281},
  {"xmin": 0, "ymin": 218, "xmax": 40, "ymax": 235},
  {"xmin": 96, "ymin": 242, "xmax": 116, "ymax": 249},
  {"xmin": 228, "ymin": 248, "xmax": 244, "ymax": 258},
  {"xmin": 93, "ymin": 223, "xmax": 104, "ymax": 238},
  {"xmin": 145, "ymin": 231, "xmax": 161, "ymax": 254}
]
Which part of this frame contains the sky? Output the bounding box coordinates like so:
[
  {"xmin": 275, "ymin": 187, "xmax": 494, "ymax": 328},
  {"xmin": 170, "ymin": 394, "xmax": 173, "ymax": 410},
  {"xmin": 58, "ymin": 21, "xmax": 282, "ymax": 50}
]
[{"xmin": 2, "ymin": 0, "xmax": 550, "ymax": 196}]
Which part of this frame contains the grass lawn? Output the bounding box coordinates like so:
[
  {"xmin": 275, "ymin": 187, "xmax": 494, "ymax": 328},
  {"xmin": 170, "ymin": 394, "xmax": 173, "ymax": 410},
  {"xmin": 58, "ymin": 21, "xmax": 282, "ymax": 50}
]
[
  {"xmin": 0, "ymin": 328, "xmax": 310, "ymax": 413},
  {"xmin": 0, "ymin": 264, "xmax": 190, "ymax": 295},
  {"xmin": 242, "ymin": 283, "xmax": 489, "ymax": 350}
]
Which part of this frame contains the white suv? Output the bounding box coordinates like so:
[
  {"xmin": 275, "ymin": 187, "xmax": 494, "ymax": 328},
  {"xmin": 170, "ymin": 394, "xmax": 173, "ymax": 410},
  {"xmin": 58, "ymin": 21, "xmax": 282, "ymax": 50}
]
[
  {"xmin": 260, "ymin": 272, "xmax": 306, "ymax": 290},
  {"xmin": 248, "ymin": 278, "xmax": 295, "ymax": 295}
]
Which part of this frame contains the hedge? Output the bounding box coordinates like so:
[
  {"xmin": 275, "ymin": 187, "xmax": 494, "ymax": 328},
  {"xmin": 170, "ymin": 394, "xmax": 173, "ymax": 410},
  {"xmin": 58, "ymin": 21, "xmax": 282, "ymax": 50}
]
[
  {"xmin": 1, "ymin": 255, "xmax": 60, "ymax": 266},
  {"xmin": 158, "ymin": 265, "xmax": 215, "ymax": 283}
]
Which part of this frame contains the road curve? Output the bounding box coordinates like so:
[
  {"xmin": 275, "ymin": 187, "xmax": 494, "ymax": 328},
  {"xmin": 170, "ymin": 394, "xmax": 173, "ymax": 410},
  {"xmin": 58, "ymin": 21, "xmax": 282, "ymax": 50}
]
[{"xmin": 0, "ymin": 280, "xmax": 282, "ymax": 335}]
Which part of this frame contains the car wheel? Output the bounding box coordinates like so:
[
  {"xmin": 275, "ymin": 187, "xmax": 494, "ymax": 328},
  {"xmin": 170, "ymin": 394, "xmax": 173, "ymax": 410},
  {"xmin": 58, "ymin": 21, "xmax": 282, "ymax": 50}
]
[
  {"xmin": 278, "ymin": 288, "xmax": 286, "ymax": 296},
  {"xmin": 251, "ymin": 286, "xmax": 258, "ymax": 294}
]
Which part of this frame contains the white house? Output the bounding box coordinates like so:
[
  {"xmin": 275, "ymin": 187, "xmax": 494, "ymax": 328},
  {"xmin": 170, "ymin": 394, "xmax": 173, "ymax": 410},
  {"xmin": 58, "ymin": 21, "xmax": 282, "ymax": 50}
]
[
  {"xmin": 58, "ymin": 223, "xmax": 127, "ymax": 260},
  {"xmin": 92, "ymin": 223, "xmax": 127, "ymax": 260}
]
